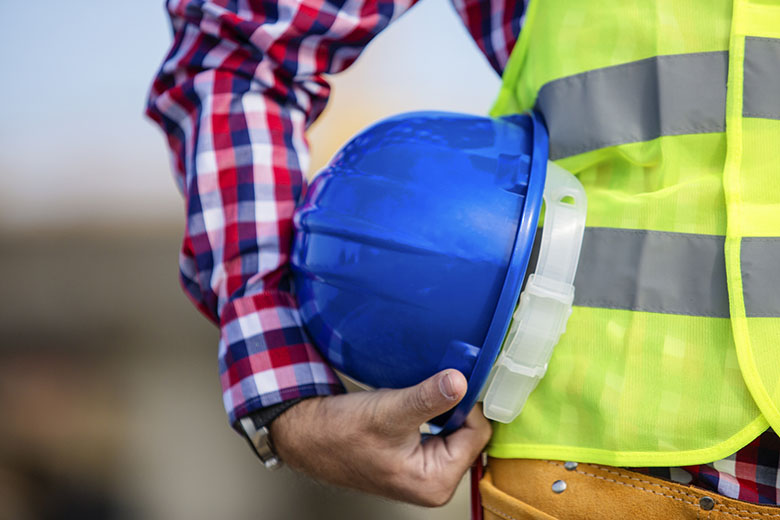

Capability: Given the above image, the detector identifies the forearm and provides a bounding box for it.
[146,0,419,425]
[146,2,342,424]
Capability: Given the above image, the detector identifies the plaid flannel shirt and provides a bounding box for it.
[146,0,779,505]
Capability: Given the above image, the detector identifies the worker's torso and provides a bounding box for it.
[489,0,780,465]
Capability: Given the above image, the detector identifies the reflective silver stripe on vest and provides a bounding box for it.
[572,229,730,317]
[528,229,780,318]
[744,37,780,120]
[536,52,729,160]
[741,238,780,318]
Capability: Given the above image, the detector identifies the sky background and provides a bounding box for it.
[0,0,501,230]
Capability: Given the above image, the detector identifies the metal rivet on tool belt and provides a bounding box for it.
[699,497,715,510]
[564,461,578,471]
[552,480,567,493]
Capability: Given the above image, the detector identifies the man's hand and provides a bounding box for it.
[270,369,491,507]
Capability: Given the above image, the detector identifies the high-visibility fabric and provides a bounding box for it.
[727,2,780,445]
[488,0,780,466]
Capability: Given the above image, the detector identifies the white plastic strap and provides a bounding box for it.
[482,161,587,423]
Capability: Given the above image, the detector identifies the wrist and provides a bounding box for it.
[269,396,328,468]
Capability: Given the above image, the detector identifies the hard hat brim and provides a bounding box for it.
[436,110,549,434]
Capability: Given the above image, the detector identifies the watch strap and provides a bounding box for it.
[249,398,303,429]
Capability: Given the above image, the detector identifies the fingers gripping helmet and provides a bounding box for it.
[292,112,586,432]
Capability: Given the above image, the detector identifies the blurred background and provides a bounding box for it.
[0,1,499,518]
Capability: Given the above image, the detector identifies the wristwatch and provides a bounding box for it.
[240,416,282,470]
[239,398,304,470]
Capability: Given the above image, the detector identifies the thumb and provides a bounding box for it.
[382,370,468,429]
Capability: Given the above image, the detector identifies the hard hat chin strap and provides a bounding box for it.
[482,162,588,423]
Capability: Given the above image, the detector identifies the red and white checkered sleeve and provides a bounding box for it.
[145,0,418,427]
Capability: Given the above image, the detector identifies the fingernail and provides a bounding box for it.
[440,371,457,400]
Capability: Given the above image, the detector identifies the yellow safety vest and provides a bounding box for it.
[489,0,780,466]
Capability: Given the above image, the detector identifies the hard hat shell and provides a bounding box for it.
[292,111,548,432]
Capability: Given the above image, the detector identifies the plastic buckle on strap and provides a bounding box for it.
[483,162,587,423]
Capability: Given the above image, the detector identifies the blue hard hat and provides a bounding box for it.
[292,111,548,432]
